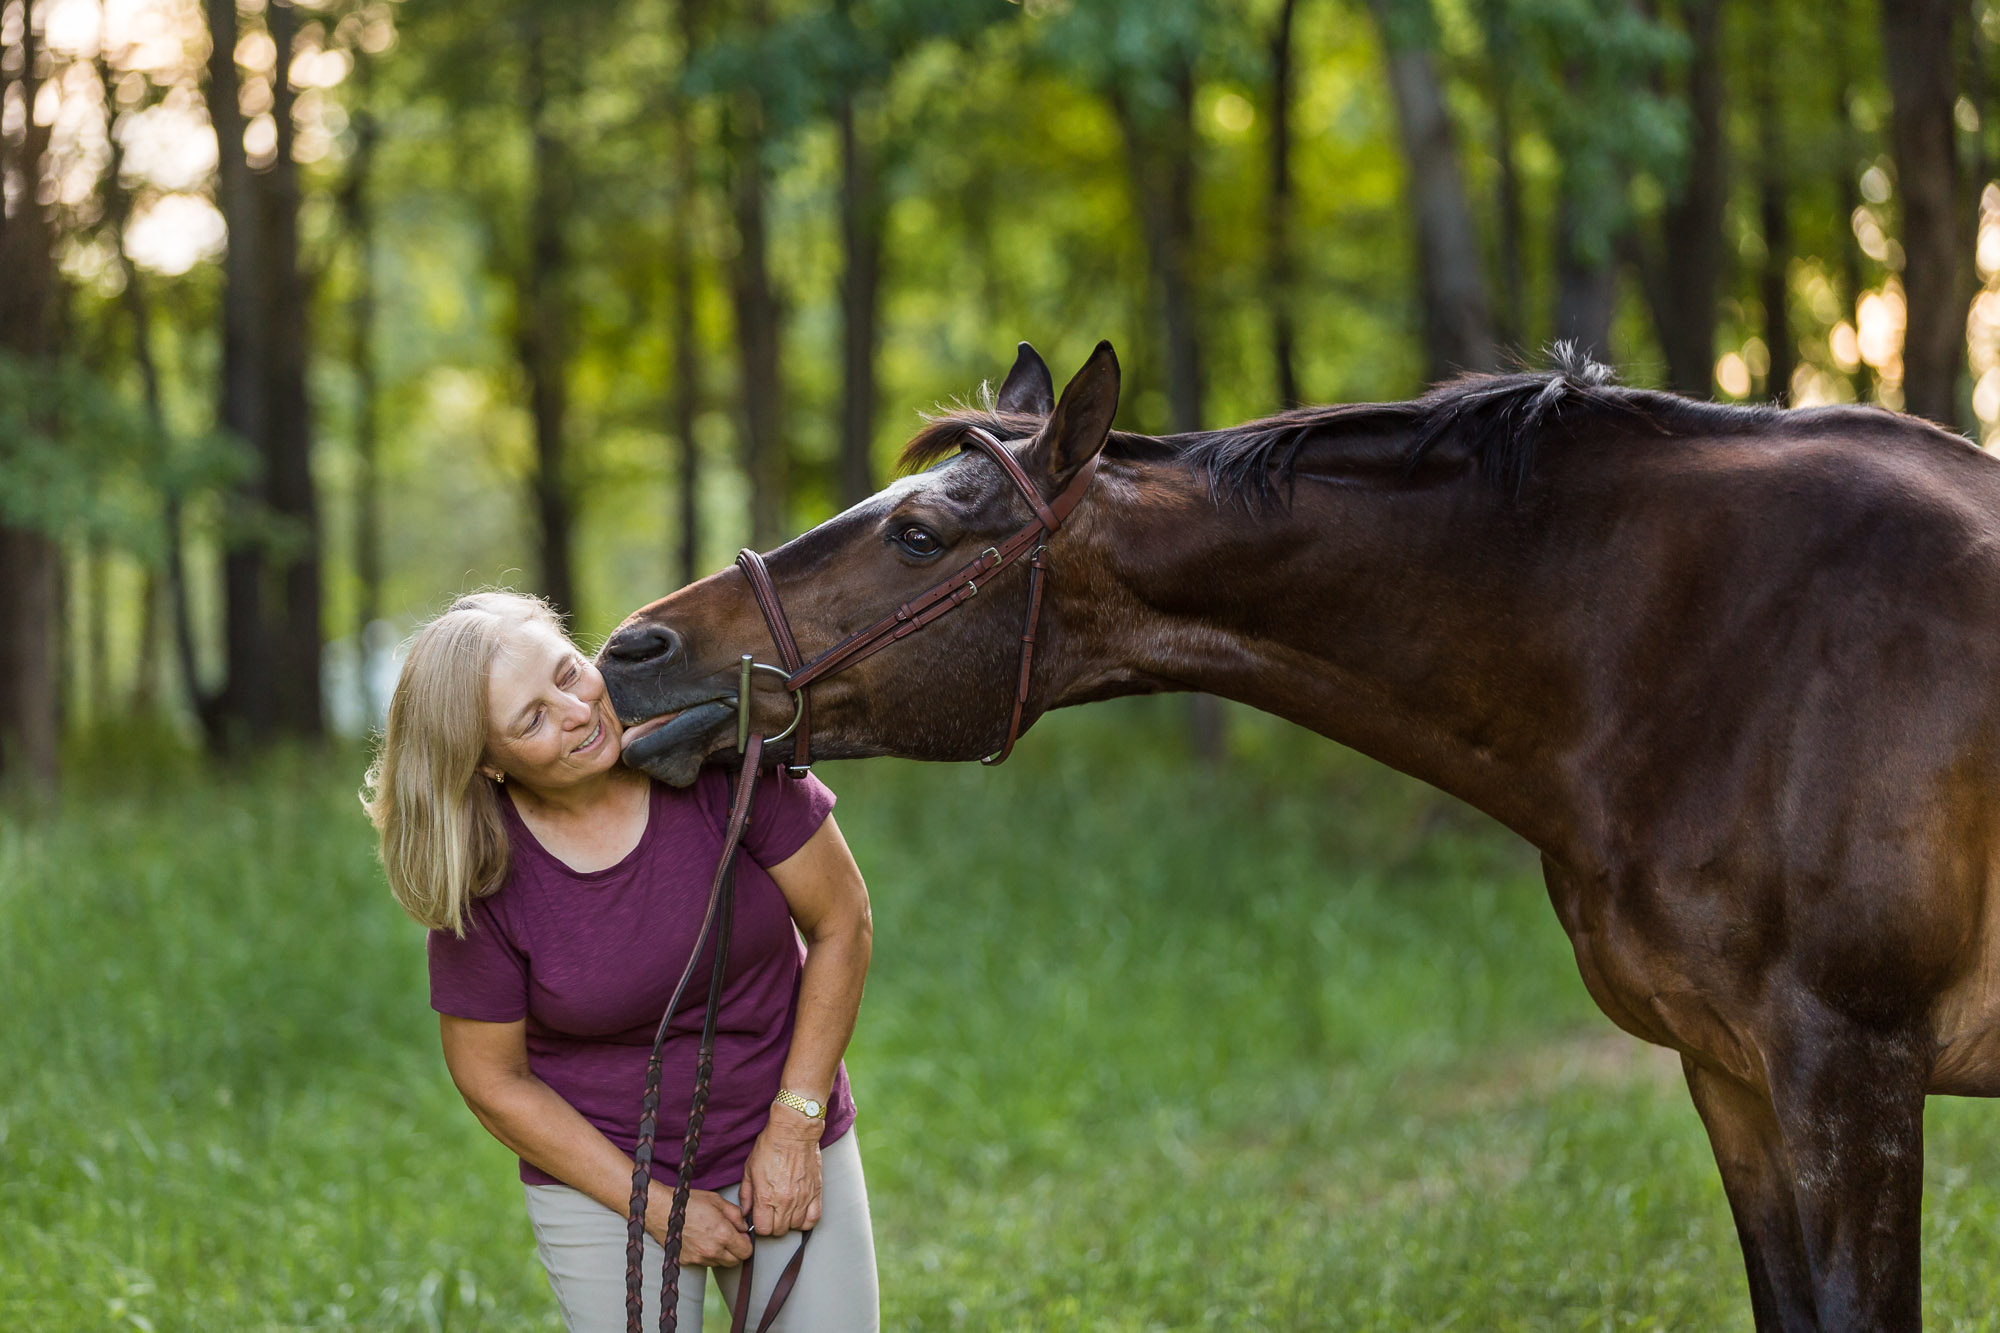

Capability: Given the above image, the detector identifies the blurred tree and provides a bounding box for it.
[1520,0,1680,364]
[0,0,62,786]
[724,0,788,547]
[1832,1,1876,401]
[1363,0,1499,379]
[1478,0,1528,350]
[1755,0,1796,404]
[206,0,276,744]
[263,0,323,737]
[1883,0,1964,424]
[669,0,705,584]
[1630,0,1725,397]
[204,0,324,744]
[1266,0,1303,406]
[93,54,186,719]
[516,3,577,616]
[340,42,383,720]
[834,0,883,508]
[1042,0,1228,761]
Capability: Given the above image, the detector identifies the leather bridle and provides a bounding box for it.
[623,427,1099,1333]
[734,426,1102,773]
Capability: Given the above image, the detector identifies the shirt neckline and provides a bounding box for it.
[500,780,658,884]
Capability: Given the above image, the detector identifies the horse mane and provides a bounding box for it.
[900,344,1789,505]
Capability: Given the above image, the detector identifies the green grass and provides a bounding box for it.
[6,701,2000,1329]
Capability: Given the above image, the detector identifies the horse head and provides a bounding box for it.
[600,341,1119,785]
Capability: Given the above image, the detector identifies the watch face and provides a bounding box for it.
[803,1099,823,1117]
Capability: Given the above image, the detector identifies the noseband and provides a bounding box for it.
[733,426,1101,772]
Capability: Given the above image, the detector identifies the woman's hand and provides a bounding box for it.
[738,1103,825,1236]
[646,1182,753,1268]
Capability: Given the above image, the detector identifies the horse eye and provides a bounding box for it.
[894,526,942,557]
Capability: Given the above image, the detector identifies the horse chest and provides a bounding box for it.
[1541,855,1770,1088]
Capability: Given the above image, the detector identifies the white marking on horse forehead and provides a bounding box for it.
[846,455,986,520]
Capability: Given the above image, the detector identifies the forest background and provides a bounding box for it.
[0,0,1984,756]
[7,1,2000,1329]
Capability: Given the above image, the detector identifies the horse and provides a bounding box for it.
[598,340,2000,1332]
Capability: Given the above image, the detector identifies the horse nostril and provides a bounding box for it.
[605,624,683,666]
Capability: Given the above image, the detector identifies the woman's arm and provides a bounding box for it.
[439,1013,753,1267]
[739,813,873,1236]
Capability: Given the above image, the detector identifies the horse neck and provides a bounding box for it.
[1051,455,1585,851]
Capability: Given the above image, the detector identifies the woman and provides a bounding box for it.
[363,591,877,1331]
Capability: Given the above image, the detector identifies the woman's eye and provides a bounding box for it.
[895,526,941,557]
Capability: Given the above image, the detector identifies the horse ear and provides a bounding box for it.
[995,342,1055,417]
[1025,341,1119,487]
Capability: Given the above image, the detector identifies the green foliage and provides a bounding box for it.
[1504,0,1687,264]
[0,351,249,564]
[9,709,2000,1327]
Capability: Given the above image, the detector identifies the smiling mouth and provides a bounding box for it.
[572,719,605,755]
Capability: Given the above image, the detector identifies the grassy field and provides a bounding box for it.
[6,701,2000,1330]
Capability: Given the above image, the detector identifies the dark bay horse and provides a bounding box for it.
[599,341,2000,1331]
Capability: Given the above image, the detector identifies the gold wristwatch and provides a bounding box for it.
[773,1088,826,1120]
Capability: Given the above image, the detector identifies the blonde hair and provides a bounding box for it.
[361,591,567,935]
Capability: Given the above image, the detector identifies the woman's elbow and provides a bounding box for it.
[814,895,873,962]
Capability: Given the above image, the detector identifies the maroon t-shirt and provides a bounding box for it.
[427,768,854,1190]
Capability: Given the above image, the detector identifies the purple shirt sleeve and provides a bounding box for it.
[428,896,530,1022]
[743,768,836,868]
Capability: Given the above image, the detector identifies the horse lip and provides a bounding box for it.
[619,700,734,776]
[616,693,726,748]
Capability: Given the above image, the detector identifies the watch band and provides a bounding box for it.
[773,1087,826,1120]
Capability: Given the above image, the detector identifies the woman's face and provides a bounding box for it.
[483,621,625,789]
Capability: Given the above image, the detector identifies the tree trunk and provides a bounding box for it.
[728,46,786,548]
[671,0,704,585]
[0,2,63,787]
[261,0,322,736]
[1648,0,1725,397]
[1116,63,1224,764]
[206,0,276,746]
[1480,0,1526,350]
[519,15,577,618]
[1553,199,1618,362]
[1363,0,1499,381]
[1834,1,1876,401]
[1267,0,1302,407]
[341,56,383,724]
[837,86,884,508]
[1756,5,1795,404]
[1116,65,1205,440]
[98,54,184,718]
[1883,0,1964,425]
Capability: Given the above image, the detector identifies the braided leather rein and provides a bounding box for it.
[623,731,809,1333]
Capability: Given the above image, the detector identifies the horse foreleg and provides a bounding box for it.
[1683,1056,1820,1332]
[1765,1017,1930,1333]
